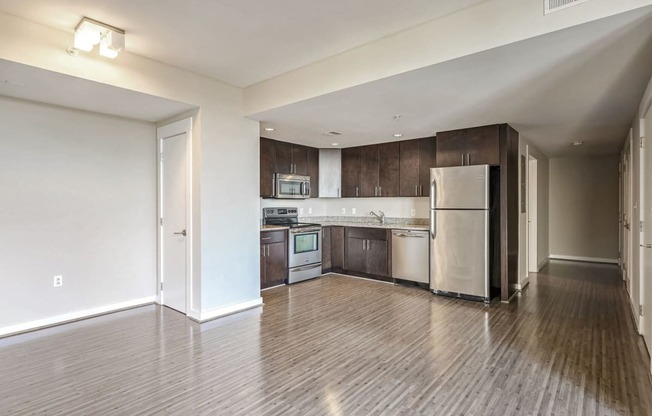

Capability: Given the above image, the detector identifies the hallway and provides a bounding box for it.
[0,261,650,415]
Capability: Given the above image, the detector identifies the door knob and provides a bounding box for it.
[174,229,187,236]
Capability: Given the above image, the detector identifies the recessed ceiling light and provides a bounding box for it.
[331,142,340,146]
[571,141,583,146]
[264,127,275,132]
[393,133,403,138]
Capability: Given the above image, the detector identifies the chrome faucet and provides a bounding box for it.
[370,210,385,225]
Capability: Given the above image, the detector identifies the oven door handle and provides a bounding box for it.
[292,264,322,272]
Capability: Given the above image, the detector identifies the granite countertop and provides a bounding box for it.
[260,216,429,232]
[301,216,429,231]
[261,224,289,231]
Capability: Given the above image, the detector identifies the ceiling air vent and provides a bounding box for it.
[544,0,591,14]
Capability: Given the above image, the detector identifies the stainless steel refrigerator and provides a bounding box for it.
[429,165,492,303]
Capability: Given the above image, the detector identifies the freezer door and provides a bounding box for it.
[430,165,489,209]
[430,209,489,299]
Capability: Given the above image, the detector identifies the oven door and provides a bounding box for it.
[289,229,321,268]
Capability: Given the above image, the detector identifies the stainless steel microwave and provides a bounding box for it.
[274,173,311,199]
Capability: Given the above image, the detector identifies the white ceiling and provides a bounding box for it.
[0,2,650,157]
[0,0,487,88]
[0,59,196,122]
[251,7,652,157]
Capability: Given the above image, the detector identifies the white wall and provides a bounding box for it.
[0,11,261,325]
[0,97,157,329]
[549,156,620,262]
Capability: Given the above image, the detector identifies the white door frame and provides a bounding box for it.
[527,153,538,272]
[157,118,193,315]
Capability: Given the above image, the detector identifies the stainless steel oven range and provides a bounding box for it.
[263,207,322,284]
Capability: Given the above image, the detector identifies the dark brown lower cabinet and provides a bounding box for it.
[322,226,332,271]
[331,226,345,271]
[260,230,287,289]
[344,227,389,278]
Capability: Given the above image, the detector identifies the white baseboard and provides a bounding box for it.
[537,257,550,271]
[198,297,263,322]
[515,276,530,291]
[0,296,157,338]
[549,254,619,264]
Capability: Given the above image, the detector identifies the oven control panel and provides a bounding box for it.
[264,207,298,219]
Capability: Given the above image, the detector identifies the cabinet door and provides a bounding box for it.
[399,139,420,197]
[321,226,332,271]
[307,147,319,198]
[260,243,267,288]
[341,147,361,197]
[292,144,309,175]
[266,241,287,287]
[331,226,345,270]
[260,138,276,197]
[360,145,379,197]
[465,125,500,166]
[345,237,367,273]
[418,137,436,196]
[435,132,467,167]
[378,142,399,197]
[365,239,388,276]
[275,141,293,174]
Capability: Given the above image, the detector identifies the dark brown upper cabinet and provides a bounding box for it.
[275,141,309,175]
[341,147,361,198]
[307,147,319,198]
[342,142,399,198]
[260,137,276,198]
[260,137,319,197]
[436,125,500,167]
[399,137,436,197]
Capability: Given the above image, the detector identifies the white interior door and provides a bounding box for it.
[161,133,187,313]
[642,107,652,352]
[528,156,538,272]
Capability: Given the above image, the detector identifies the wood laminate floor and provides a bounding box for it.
[1,261,651,415]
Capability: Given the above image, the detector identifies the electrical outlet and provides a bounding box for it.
[352,208,356,214]
[308,207,313,214]
[342,208,346,214]
[299,208,304,215]
[411,209,416,217]
[53,275,63,287]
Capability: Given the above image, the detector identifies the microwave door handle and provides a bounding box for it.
[304,181,311,197]
[299,182,305,196]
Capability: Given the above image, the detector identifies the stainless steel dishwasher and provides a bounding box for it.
[391,230,430,284]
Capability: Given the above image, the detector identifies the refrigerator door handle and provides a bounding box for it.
[429,179,436,210]
[430,210,436,240]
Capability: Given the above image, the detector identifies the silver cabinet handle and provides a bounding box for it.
[267,245,270,256]
[362,240,366,250]
[461,154,465,165]
[366,240,371,250]
[261,237,271,240]
[379,187,382,197]
[356,187,359,197]
[415,185,419,196]
[467,153,471,165]
[261,245,266,257]
[174,230,187,236]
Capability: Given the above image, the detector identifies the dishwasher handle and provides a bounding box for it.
[392,232,427,238]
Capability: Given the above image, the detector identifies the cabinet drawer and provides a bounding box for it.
[260,230,286,244]
[346,227,387,241]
